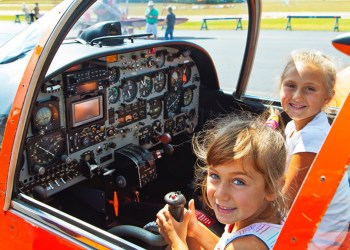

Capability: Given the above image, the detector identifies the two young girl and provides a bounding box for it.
[156,49,350,249]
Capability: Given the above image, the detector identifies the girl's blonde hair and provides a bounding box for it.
[193,110,287,222]
[280,49,337,100]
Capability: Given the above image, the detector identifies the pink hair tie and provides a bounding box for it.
[265,114,279,129]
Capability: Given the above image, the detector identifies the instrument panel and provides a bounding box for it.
[18,46,200,199]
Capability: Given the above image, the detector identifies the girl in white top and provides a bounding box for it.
[280,49,350,249]
[156,111,287,250]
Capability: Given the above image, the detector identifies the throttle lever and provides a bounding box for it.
[164,191,186,222]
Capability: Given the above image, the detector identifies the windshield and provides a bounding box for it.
[0,0,74,148]
[0,0,249,148]
[68,0,125,38]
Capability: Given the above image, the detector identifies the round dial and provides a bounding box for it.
[181,64,192,84]
[139,75,153,97]
[183,88,193,106]
[35,107,52,126]
[109,67,120,82]
[151,120,163,143]
[156,51,165,68]
[122,79,137,102]
[148,98,162,119]
[169,68,182,90]
[138,125,152,145]
[108,86,120,104]
[165,91,181,116]
[164,119,175,135]
[153,71,166,92]
[32,102,60,133]
[27,129,66,167]
[147,56,156,67]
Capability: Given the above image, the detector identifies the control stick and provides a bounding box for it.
[164,191,186,222]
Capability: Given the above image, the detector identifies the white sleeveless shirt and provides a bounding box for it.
[214,222,282,250]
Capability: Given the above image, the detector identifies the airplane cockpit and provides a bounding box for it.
[11,15,231,247]
[19,30,204,201]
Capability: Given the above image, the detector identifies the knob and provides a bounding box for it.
[61,154,72,164]
[164,191,186,222]
[34,165,45,175]
[116,175,127,188]
[160,133,172,144]
[96,146,103,154]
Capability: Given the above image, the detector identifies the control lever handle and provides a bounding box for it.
[161,133,174,155]
[151,133,174,159]
[164,191,186,222]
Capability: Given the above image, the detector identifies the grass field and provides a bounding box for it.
[1,0,350,31]
[176,18,350,31]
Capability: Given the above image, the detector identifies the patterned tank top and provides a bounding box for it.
[214,222,282,250]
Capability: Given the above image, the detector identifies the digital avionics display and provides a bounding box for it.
[76,81,98,95]
[72,96,103,127]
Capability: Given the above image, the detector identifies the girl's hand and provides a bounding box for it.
[156,204,191,247]
[185,199,200,238]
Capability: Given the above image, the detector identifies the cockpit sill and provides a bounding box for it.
[12,193,144,249]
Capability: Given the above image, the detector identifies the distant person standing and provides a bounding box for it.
[145,1,158,39]
[33,2,40,20]
[165,7,176,40]
[22,3,30,24]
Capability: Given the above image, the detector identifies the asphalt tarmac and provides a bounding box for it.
[1,21,349,99]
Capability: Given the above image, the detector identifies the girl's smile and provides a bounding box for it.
[206,158,276,230]
[280,62,333,130]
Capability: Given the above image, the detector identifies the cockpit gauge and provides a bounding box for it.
[27,129,66,168]
[155,51,165,68]
[108,86,120,104]
[122,79,137,102]
[153,71,166,92]
[151,120,163,143]
[165,91,181,117]
[32,100,60,134]
[35,107,52,126]
[164,118,175,135]
[109,67,120,83]
[146,56,156,67]
[148,98,162,119]
[183,88,194,106]
[181,64,192,84]
[139,75,153,97]
[169,68,182,90]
